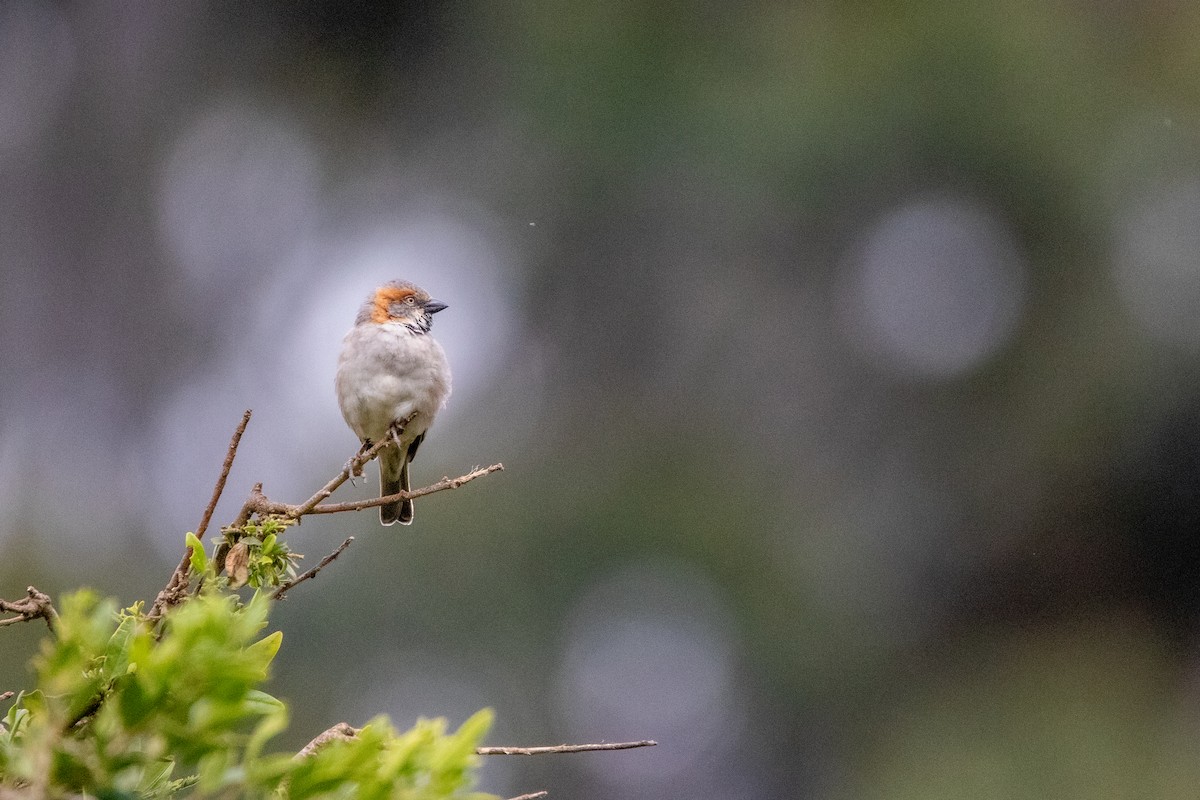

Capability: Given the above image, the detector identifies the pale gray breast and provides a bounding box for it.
[336,324,450,442]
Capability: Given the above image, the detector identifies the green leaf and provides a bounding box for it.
[455,709,494,748]
[50,747,94,791]
[6,578,494,799]
[244,689,285,716]
[245,631,283,674]
[117,672,155,729]
[136,758,176,794]
[1,691,39,742]
[185,532,207,574]
[195,748,234,793]
[243,699,288,766]
[103,612,139,681]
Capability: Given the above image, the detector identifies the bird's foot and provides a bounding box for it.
[344,441,371,482]
[389,411,419,444]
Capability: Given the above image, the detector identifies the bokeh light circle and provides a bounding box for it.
[841,195,1028,378]
[157,99,320,286]
[556,559,743,790]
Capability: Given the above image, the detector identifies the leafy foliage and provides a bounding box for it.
[0,540,494,799]
[215,516,302,589]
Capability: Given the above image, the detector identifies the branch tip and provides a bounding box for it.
[273,537,354,600]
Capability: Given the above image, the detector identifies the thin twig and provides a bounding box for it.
[477,740,657,756]
[197,409,252,541]
[148,410,252,621]
[0,691,13,703]
[0,586,57,633]
[296,722,359,758]
[273,537,354,601]
[506,792,549,800]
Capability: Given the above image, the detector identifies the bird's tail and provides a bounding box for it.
[397,457,414,524]
[379,448,412,526]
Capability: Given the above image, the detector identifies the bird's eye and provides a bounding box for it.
[405,296,417,305]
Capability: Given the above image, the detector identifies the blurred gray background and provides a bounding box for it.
[3,1,1200,797]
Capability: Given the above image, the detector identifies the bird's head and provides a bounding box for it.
[359,280,448,333]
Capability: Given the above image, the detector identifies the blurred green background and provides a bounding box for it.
[4,1,1200,797]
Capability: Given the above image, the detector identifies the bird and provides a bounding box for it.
[335,280,451,525]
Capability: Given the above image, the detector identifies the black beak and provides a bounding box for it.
[424,300,448,314]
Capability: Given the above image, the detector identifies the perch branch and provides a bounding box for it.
[273,537,354,601]
[288,434,398,519]
[506,793,549,800]
[0,586,57,632]
[240,464,503,519]
[152,409,500,618]
[477,740,658,755]
[303,464,503,515]
[284,410,419,520]
[149,410,252,621]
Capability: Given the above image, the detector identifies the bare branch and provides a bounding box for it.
[506,792,549,800]
[149,410,252,621]
[296,722,359,758]
[0,586,57,633]
[240,464,503,520]
[477,740,657,756]
[302,464,504,515]
[273,537,354,601]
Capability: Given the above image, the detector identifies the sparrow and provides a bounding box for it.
[335,280,451,525]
